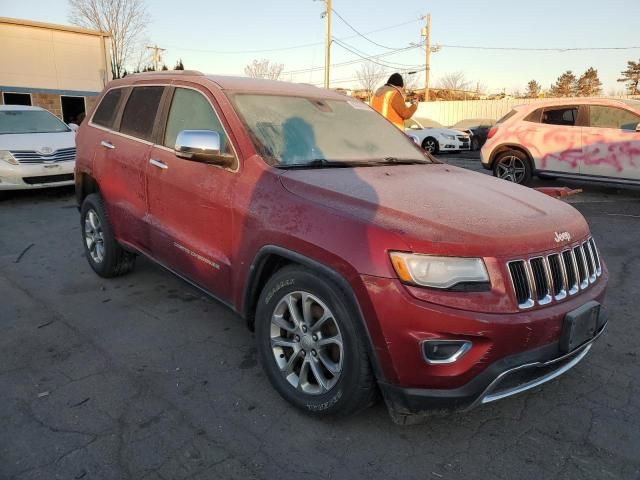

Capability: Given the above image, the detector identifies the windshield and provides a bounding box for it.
[230,94,431,166]
[0,110,71,135]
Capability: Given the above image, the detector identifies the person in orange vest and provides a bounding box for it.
[371,73,418,130]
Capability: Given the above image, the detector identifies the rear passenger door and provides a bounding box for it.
[527,105,584,175]
[91,85,165,250]
[581,105,640,181]
[146,85,238,301]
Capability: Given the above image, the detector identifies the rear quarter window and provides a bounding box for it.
[92,88,124,129]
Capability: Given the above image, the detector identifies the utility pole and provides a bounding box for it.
[421,14,431,101]
[146,44,166,71]
[324,0,332,89]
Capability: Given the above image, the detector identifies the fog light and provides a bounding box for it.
[422,340,472,364]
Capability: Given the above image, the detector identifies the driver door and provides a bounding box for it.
[146,85,239,300]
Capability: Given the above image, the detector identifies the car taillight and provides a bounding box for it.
[487,126,498,139]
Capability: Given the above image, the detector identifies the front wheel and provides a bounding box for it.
[422,137,439,154]
[255,266,375,417]
[492,150,533,185]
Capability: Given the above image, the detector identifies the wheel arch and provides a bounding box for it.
[488,143,536,171]
[75,171,100,208]
[242,245,386,381]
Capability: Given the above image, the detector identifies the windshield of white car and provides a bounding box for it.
[0,110,71,135]
[229,94,431,167]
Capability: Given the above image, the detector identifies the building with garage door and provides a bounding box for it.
[0,17,111,124]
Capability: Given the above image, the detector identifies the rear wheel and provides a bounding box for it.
[80,193,136,277]
[422,137,439,154]
[492,150,533,185]
[255,266,375,417]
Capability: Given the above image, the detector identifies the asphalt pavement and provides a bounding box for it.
[1,158,639,480]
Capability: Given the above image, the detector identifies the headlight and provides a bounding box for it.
[390,252,489,289]
[442,134,456,140]
[0,150,18,165]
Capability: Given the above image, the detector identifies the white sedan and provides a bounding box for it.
[0,105,76,190]
[405,118,471,154]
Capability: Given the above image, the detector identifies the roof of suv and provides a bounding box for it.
[107,71,345,100]
[515,97,640,111]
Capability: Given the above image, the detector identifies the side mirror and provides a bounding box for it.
[68,123,79,133]
[174,130,235,168]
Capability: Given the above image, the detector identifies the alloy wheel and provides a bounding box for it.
[424,139,436,153]
[270,291,343,395]
[496,155,527,183]
[84,209,105,264]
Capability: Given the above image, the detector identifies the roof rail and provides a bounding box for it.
[129,70,204,76]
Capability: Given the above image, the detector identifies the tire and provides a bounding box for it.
[492,149,533,185]
[255,265,375,417]
[80,193,136,278]
[422,137,439,154]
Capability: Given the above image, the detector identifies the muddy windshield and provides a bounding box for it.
[230,94,431,167]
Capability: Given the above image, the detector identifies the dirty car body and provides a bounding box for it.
[75,72,608,422]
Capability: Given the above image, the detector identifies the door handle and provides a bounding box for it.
[100,140,115,150]
[149,158,168,170]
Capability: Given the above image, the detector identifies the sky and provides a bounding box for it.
[2,0,639,94]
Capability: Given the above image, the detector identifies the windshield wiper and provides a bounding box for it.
[277,159,360,169]
[375,157,431,165]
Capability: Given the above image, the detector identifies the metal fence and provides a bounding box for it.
[414,96,640,127]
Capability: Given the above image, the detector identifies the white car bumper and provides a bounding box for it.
[439,136,471,152]
[0,161,75,190]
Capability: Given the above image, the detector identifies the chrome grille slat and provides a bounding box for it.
[508,237,601,309]
[10,148,76,165]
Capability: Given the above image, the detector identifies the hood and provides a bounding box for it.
[280,164,590,257]
[0,131,76,152]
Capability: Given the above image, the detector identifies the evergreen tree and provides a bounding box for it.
[525,80,542,98]
[174,59,185,70]
[618,59,640,95]
[576,68,603,97]
[549,71,577,97]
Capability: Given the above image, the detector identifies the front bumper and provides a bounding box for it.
[379,322,606,415]
[358,271,608,414]
[440,137,471,151]
[0,161,75,190]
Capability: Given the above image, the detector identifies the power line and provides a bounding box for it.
[333,39,424,68]
[282,43,421,75]
[330,8,406,51]
[333,39,423,70]
[160,19,419,55]
[436,44,640,52]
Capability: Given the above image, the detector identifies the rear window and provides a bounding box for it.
[542,107,578,126]
[92,88,124,128]
[119,86,165,141]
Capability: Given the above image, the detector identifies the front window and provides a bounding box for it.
[0,109,70,134]
[230,94,431,166]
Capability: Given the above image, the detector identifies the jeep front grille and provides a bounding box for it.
[507,238,602,309]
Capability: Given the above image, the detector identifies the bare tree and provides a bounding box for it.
[69,0,150,79]
[131,41,152,73]
[356,62,386,101]
[438,72,471,100]
[244,59,285,80]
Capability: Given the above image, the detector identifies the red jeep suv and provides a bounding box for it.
[75,71,608,423]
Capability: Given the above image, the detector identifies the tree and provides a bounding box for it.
[174,59,185,70]
[161,64,168,71]
[525,80,542,99]
[576,67,602,97]
[68,0,150,79]
[618,59,640,95]
[549,71,577,97]
[437,71,471,100]
[356,62,386,101]
[244,59,284,80]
